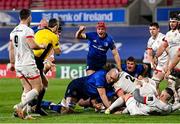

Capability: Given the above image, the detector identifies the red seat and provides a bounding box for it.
[51,0,57,6]
[76,0,82,5]
[11,0,17,9]
[102,0,108,5]
[57,0,63,5]
[121,0,128,6]
[63,5,70,9]
[82,0,88,6]
[69,0,75,6]
[88,0,95,5]
[108,0,115,5]
[76,4,83,9]
[94,0,101,5]
[63,0,70,6]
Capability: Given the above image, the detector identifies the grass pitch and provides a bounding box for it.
[0,78,180,123]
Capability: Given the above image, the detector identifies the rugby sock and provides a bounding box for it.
[21,92,26,103]
[36,88,45,111]
[41,101,52,109]
[109,97,124,111]
[50,104,62,113]
[19,89,39,108]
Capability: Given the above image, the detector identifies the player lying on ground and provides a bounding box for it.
[105,87,180,115]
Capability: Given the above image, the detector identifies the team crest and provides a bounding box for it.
[104,42,108,47]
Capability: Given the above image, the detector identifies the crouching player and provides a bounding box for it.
[58,68,119,113]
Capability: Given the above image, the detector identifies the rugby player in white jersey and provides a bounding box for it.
[104,72,180,115]
[146,22,168,92]
[118,87,180,115]
[104,71,158,113]
[153,14,180,103]
[9,9,46,119]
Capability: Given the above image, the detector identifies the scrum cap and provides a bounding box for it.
[169,13,179,21]
[96,21,106,29]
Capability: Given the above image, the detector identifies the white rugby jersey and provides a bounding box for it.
[10,24,36,67]
[139,78,158,97]
[147,32,168,65]
[113,71,136,94]
[146,96,172,114]
[164,29,180,69]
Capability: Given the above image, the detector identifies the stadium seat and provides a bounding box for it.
[88,0,95,5]
[94,0,102,5]
[0,0,130,10]
[63,0,70,6]
[121,0,128,6]
[51,0,57,6]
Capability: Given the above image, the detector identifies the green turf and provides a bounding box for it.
[0,78,180,123]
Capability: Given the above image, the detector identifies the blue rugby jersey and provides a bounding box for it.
[121,64,145,78]
[85,32,115,69]
[85,69,108,97]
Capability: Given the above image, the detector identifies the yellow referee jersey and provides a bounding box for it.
[33,28,60,60]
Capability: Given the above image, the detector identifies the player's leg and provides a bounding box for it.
[124,94,149,115]
[14,76,42,119]
[152,63,166,94]
[34,57,49,115]
[20,77,32,104]
[35,72,48,115]
[152,70,164,94]
[60,78,85,113]
[105,89,125,114]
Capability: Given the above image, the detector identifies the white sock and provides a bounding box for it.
[19,89,39,108]
[21,92,26,103]
[109,97,124,111]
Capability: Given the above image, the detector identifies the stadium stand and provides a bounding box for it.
[44,0,127,9]
[0,0,175,10]
[0,0,130,10]
[0,0,32,10]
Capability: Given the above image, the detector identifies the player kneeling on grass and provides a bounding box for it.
[58,68,119,114]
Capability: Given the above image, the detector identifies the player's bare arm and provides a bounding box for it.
[8,40,15,71]
[147,48,156,69]
[153,42,168,66]
[75,25,86,39]
[27,37,46,50]
[112,48,122,71]
[54,47,61,56]
[155,42,168,58]
[97,88,111,108]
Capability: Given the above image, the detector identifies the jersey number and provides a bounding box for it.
[125,75,135,82]
[14,35,18,47]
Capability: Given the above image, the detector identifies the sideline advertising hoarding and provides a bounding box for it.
[0,9,126,25]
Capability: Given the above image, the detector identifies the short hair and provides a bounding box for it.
[127,56,136,62]
[165,87,174,100]
[149,22,159,29]
[48,18,58,28]
[19,9,31,20]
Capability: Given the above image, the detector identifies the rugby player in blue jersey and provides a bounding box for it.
[75,22,121,75]
[59,68,119,113]
[122,56,148,79]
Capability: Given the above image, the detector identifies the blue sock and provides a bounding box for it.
[41,100,52,109]
[50,104,62,113]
